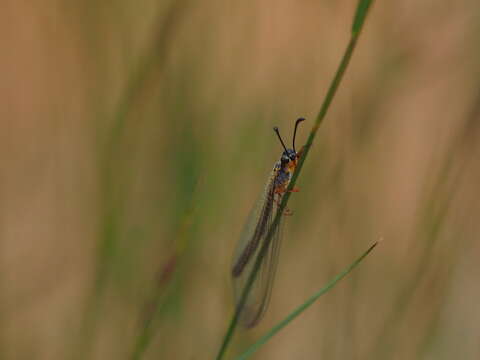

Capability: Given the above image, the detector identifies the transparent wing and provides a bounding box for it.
[231,178,275,278]
[231,173,285,328]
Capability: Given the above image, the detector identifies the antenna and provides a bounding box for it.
[292,117,305,152]
[273,126,288,153]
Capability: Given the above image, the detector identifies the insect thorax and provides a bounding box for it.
[273,162,292,189]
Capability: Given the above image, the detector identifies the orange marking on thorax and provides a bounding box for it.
[273,159,298,195]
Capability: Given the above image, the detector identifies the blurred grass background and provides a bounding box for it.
[1,1,480,359]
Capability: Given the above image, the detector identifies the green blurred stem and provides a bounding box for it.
[75,2,192,359]
[130,178,198,360]
[214,1,374,359]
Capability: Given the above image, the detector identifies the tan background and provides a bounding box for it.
[1,1,479,359]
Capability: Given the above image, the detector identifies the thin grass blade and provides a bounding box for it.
[214,1,376,358]
[352,0,374,35]
[235,242,378,360]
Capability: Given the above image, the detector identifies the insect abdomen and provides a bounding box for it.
[231,187,275,278]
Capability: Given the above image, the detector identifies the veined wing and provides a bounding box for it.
[231,169,284,328]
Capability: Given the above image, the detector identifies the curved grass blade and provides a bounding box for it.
[235,241,378,360]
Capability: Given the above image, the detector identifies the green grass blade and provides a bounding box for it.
[352,0,374,35]
[214,1,375,359]
[235,242,378,360]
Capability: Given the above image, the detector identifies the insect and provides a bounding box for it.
[231,117,305,328]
